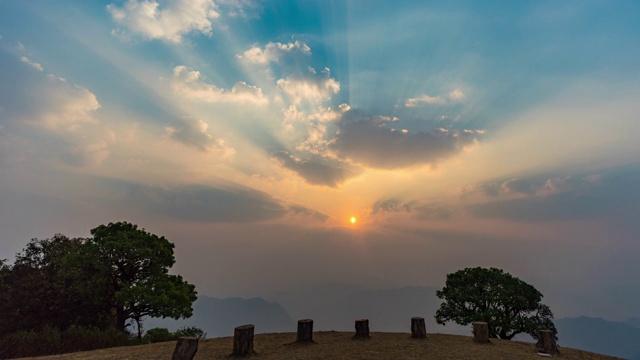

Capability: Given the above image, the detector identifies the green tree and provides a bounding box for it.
[434,267,556,340]
[85,222,197,339]
[0,235,110,336]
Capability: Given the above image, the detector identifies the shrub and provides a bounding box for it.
[175,326,207,340]
[0,325,134,359]
[143,327,176,343]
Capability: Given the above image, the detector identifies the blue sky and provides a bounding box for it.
[1,0,640,321]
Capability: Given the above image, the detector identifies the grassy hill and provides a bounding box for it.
[19,332,623,360]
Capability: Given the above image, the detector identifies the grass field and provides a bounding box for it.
[18,332,623,360]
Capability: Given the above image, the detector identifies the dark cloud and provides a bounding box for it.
[473,177,568,198]
[127,183,287,223]
[467,165,640,224]
[467,191,604,222]
[287,204,329,222]
[331,110,481,169]
[370,199,413,214]
[271,150,355,187]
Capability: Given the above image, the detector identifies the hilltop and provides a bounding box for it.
[20,332,622,360]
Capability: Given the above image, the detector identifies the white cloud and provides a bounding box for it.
[171,65,267,104]
[33,76,101,132]
[405,88,466,107]
[20,56,43,72]
[238,40,311,64]
[277,72,340,106]
[107,0,219,43]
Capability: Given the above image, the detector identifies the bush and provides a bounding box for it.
[0,325,61,358]
[143,327,176,343]
[175,326,207,340]
[0,325,134,359]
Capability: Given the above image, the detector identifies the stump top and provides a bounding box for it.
[411,317,425,320]
[235,324,255,330]
[472,321,488,325]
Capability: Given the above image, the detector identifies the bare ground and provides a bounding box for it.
[17,332,623,360]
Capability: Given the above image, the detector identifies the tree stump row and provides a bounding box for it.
[353,319,370,339]
[411,317,427,339]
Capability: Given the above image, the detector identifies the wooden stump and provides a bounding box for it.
[296,319,314,343]
[536,329,559,355]
[472,322,490,344]
[411,317,427,339]
[171,337,198,360]
[353,319,370,340]
[232,324,255,357]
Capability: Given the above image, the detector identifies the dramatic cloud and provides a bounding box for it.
[171,65,267,104]
[271,150,354,188]
[165,117,235,156]
[331,111,482,169]
[107,0,219,43]
[405,89,466,107]
[238,40,311,64]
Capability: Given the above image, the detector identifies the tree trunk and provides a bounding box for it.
[472,322,490,344]
[172,337,198,360]
[296,319,314,343]
[232,324,255,356]
[115,307,128,333]
[353,319,370,340]
[536,330,559,354]
[411,317,427,339]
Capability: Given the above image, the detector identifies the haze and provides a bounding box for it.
[1,0,639,322]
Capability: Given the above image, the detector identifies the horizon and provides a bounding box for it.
[1,0,640,323]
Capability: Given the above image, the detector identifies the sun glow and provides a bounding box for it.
[350,216,357,224]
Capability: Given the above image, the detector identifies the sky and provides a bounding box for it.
[1,0,640,321]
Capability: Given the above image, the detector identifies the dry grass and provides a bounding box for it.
[18,332,623,360]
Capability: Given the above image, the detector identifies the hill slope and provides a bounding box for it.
[23,332,623,360]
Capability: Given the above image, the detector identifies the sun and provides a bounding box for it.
[350,216,357,224]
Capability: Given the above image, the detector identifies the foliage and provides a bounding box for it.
[0,325,133,359]
[0,221,197,356]
[175,325,207,340]
[434,267,557,340]
[84,222,198,339]
[143,327,176,343]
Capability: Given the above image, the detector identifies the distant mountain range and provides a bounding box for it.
[146,287,640,359]
[144,295,295,338]
[556,316,640,359]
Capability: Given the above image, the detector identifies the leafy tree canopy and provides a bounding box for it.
[0,222,197,342]
[85,222,198,338]
[434,267,556,340]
